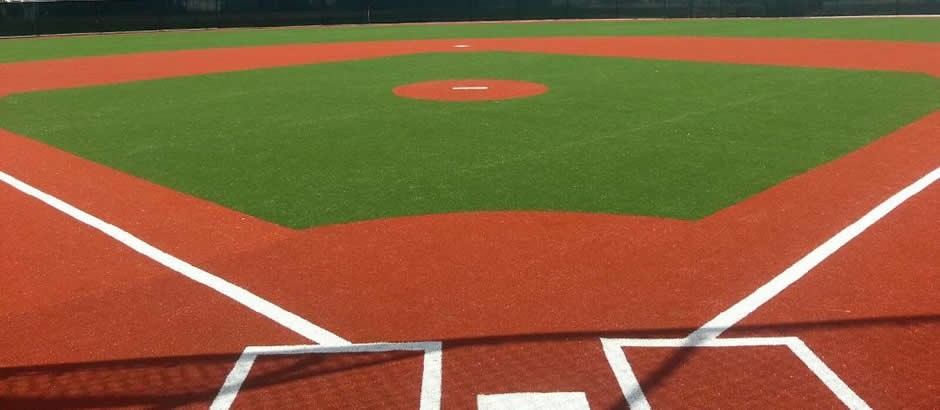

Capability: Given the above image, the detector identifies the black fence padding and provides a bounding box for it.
[1,0,938,37]
[0,3,33,36]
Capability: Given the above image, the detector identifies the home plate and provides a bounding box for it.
[452,86,489,91]
[478,392,591,410]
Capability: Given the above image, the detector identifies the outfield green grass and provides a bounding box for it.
[0,17,938,63]
[2,52,936,228]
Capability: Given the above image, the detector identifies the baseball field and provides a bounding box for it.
[1,17,938,409]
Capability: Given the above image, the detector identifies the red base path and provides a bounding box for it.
[2,36,940,96]
[1,36,938,409]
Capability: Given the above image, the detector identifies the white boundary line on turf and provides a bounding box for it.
[211,342,443,410]
[600,336,871,410]
[686,165,940,344]
[0,170,351,346]
[600,165,940,409]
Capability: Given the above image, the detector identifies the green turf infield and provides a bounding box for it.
[0,17,938,63]
[1,52,937,228]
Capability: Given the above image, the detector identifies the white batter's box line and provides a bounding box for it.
[211,341,443,410]
[600,336,872,410]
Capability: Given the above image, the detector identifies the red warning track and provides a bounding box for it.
[1,36,938,409]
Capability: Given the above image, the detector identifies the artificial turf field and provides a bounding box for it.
[1,17,939,409]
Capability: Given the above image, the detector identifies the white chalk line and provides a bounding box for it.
[601,336,872,410]
[212,350,257,410]
[6,155,935,408]
[688,165,940,343]
[0,170,351,346]
[603,165,939,409]
[602,340,652,410]
[452,86,489,91]
[211,342,443,410]
[0,169,448,409]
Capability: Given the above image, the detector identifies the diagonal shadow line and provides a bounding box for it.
[0,350,423,409]
[1,313,936,409]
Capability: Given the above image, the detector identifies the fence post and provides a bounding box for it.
[215,0,222,29]
[95,0,102,33]
[31,3,38,36]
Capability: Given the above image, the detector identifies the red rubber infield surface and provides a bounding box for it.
[1,36,938,409]
[393,79,549,101]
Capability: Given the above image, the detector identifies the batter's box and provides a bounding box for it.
[601,337,870,410]
[211,342,442,410]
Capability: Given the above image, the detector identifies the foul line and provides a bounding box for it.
[602,166,939,409]
[0,170,351,346]
[687,165,940,343]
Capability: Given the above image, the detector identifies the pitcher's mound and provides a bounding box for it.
[394,79,548,102]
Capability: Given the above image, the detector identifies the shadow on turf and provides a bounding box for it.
[0,314,936,409]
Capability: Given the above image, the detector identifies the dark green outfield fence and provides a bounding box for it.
[1,0,938,37]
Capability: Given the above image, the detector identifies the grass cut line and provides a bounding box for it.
[687,165,940,344]
[8,52,935,228]
[0,169,351,346]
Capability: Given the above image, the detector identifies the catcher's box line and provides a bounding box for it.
[0,169,350,346]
